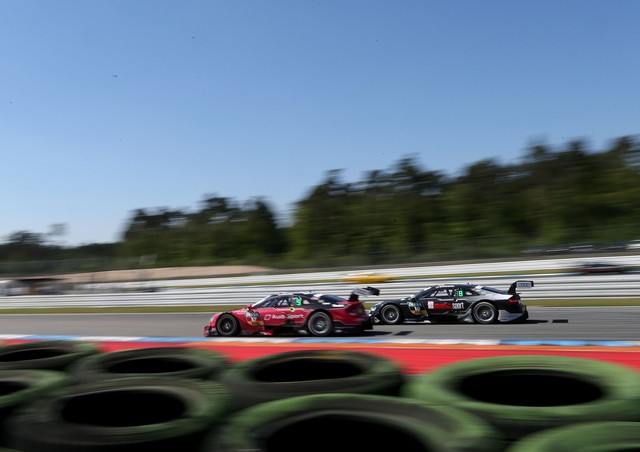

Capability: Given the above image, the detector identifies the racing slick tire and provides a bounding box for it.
[215,314,240,337]
[4,376,232,452]
[472,301,498,324]
[0,340,99,372]
[505,421,640,452]
[199,393,503,452]
[218,349,406,412]
[67,347,230,383]
[380,304,404,325]
[306,311,333,336]
[402,355,640,443]
[0,370,71,446]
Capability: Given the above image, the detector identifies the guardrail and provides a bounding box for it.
[1,271,639,308]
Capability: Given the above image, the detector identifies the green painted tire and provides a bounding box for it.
[67,346,229,382]
[0,340,99,372]
[0,369,71,446]
[4,376,232,451]
[402,355,640,442]
[201,393,503,451]
[505,421,640,451]
[218,349,406,412]
[0,370,71,414]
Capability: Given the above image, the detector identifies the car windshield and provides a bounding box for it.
[251,295,281,308]
[415,287,437,296]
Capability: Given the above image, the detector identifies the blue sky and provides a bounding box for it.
[2,1,639,246]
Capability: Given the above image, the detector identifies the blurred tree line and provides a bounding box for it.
[2,135,639,275]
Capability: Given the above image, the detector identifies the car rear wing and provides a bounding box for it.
[348,286,381,301]
[508,280,534,294]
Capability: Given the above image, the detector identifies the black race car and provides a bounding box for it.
[369,280,532,325]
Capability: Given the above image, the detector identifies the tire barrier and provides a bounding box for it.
[67,346,229,383]
[505,421,640,451]
[4,376,232,451]
[217,349,406,412]
[0,370,71,447]
[2,341,640,450]
[402,354,640,443]
[0,340,99,372]
[200,392,503,452]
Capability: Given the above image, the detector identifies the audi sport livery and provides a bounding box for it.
[369,280,532,325]
[203,287,379,337]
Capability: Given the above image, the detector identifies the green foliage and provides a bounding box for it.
[2,135,640,273]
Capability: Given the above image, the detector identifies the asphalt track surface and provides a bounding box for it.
[0,306,639,341]
[1,306,639,375]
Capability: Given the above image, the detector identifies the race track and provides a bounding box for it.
[2,257,639,375]
[0,306,638,342]
[1,306,639,376]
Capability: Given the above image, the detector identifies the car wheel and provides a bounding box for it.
[4,376,232,451]
[306,311,333,337]
[0,340,100,372]
[506,421,640,452]
[472,302,497,324]
[402,355,640,442]
[380,304,403,325]
[199,393,503,452]
[67,347,230,383]
[216,314,240,337]
[217,349,406,412]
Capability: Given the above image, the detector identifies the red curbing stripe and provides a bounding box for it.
[2,339,632,375]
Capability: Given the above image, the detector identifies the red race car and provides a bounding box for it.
[203,287,379,337]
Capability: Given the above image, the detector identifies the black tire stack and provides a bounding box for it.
[402,354,640,450]
[0,341,639,451]
[200,392,503,452]
[216,348,407,412]
[66,346,230,383]
[0,342,233,451]
[0,340,99,372]
[4,376,232,451]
